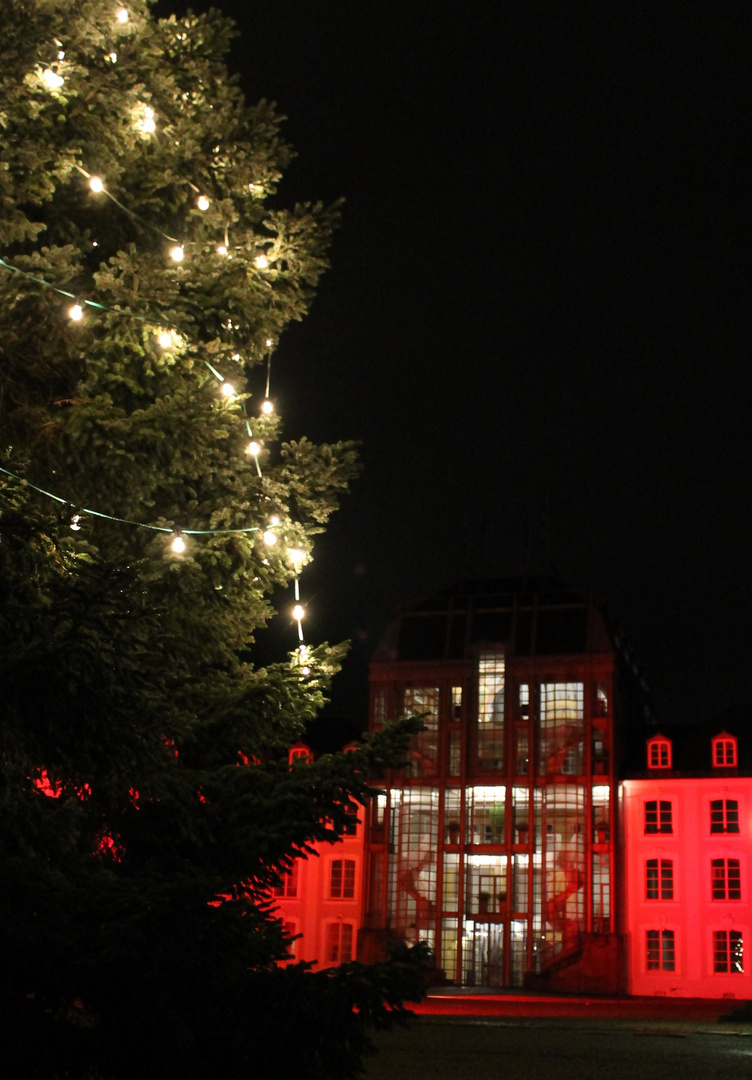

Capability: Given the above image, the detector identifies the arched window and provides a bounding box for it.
[647,735,672,770]
[712,733,737,768]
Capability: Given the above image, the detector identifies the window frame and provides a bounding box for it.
[647,735,672,770]
[646,928,676,972]
[713,929,744,973]
[710,799,740,835]
[644,800,673,835]
[329,857,357,900]
[646,858,674,901]
[325,920,355,964]
[711,858,741,901]
[712,734,738,768]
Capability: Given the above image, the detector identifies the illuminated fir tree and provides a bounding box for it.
[0,3,422,1077]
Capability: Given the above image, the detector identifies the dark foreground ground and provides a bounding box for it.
[364,994,752,1080]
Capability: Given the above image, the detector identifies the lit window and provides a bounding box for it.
[647,735,672,769]
[645,800,672,834]
[330,858,356,899]
[713,930,744,973]
[646,859,674,900]
[711,858,741,901]
[325,921,354,963]
[710,799,740,834]
[272,862,299,898]
[713,734,737,768]
[646,929,675,971]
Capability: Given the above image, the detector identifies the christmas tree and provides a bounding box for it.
[0,2,422,1077]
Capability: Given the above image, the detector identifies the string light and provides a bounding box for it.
[107,51,118,63]
[42,68,64,90]
[260,399,274,415]
[89,176,104,193]
[171,532,186,554]
[116,7,129,23]
[69,303,83,321]
[288,548,305,569]
[263,530,277,546]
[220,381,235,398]
[70,514,81,531]
[197,194,210,211]
[216,244,228,256]
[292,604,305,622]
[169,245,184,262]
[158,331,174,349]
[247,440,261,457]
[254,254,268,270]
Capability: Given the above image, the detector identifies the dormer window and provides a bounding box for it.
[647,735,672,770]
[712,733,737,768]
[288,743,313,766]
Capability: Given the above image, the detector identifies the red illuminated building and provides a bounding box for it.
[361,577,649,993]
[623,717,752,998]
[273,582,751,1001]
[271,744,367,970]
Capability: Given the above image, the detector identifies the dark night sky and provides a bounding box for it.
[155,0,752,729]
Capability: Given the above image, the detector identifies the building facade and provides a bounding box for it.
[271,744,367,970]
[623,724,752,999]
[362,578,649,993]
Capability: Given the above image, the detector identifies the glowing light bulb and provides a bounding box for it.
[301,665,311,676]
[288,548,305,567]
[197,194,210,211]
[158,331,173,349]
[261,398,274,415]
[42,69,64,90]
[69,303,83,321]
[292,604,305,622]
[263,530,277,547]
[217,244,228,256]
[254,254,269,270]
[170,245,184,263]
[144,105,154,118]
[269,515,280,526]
[247,440,261,456]
[265,338,273,347]
[220,381,235,398]
[116,7,129,23]
[171,533,186,554]
[107,51,118,63]
[70,514,81,531]
[89,176,104,193]
[58,50,65,60]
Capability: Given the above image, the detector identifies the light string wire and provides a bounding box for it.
[0,464,263,536]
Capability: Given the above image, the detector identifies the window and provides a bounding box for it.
[710,799,740,834]
[647,929,675,971]
[647,736,672,770]
[282,920,298,957]
[712,858,741,900]
[646,859,674,900]
[288,744,312,765]
[343,802,359,837]
[330,858,356,899]
[645,800,672,834]
[273,861,299,898]
[325,921,354,963]
[713,930,744,973]
[713,735,737,768]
